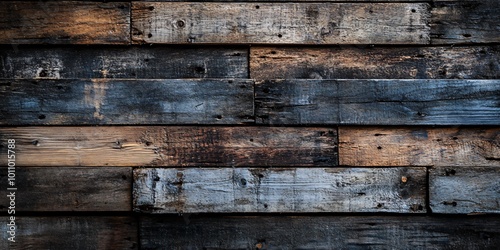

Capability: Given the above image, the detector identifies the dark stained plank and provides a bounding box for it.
[0,127,338,167]
[0,45,248,79]
[0,2,130,44]
[339,127,500,167]
[0,167,131,212]
[0,216,138,249]
[430,166,500,214]
[132,3,429,44]
[250,46,500,79]
[140,215,500,249]
[0,79,254,125]
[134,167,426,214]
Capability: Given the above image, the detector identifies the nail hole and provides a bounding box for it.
[270,51,277,54]
[240,178,247,186]
[153,176,160,182]
[38,114,46,120]
[411,9,416,13]
[255,5,260,9]
[195,66,205,74]
[452,136,459,140]
[32,140,39,145]
[277,34,282,38]
[377,203,383,208]
[57,85,63,90]
[38,69,47,77]
[144,58,149,62]
[445,169,456,176]
[122,175,127,180]
[258,174,264,178]
[177,20,185,28]
[148,6,154,11]
[417,112,426,117]
[216,115,223,120]
[263,204,268,208]
[462,34,471,38]
[147,33,153,38]
[377,146,382,150]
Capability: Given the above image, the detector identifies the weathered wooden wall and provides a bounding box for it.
[0,0,499,249]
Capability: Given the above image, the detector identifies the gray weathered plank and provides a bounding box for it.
[0,126,337,167]
[132,3,430,44]
[0,167,131,212]
[339,127,500,167]
[256,79,500,125]
[430,166,500,214]
[0,216,138,249]
[133,167,426,214]
[140,215,500,249]
[250,46,500,79]
[0,79,254,125]
[0,2,130,44]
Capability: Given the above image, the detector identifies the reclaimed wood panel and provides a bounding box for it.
[0,2,130,44]
[0,216,138,249]
[0,79,254,125]
[134,167,426,214]
[430,166,500,214]
[132,3,429,44]
[141,215,500,249]
[255,79,500,125]
[0,167,131,212]
[0,45,248,79]
[250,46,500,79]
[0,127,338,167]
[339,127,500,167]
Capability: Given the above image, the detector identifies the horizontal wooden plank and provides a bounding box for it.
[132,3,429,44]
[141,215,500,249]
[0,45,248,79]
[250,46,500,79]
[0,216,137,249]
[0,2,130,44]
[0,79,254,125]
[339,127,500,167]
[430,166,500,214]
[134,167,426,214]
[431,0,500,44]
[0,167,131,212]
[0,127,338,167]
[255,79,500,125]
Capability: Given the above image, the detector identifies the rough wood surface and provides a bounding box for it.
[132,3,429,44]
[0,79,254,125]
[250,46,500,79]
[0,127,338,167]
[339,127,500,167]
[430,166,500,214]
[255,79,500,125]
[0,216,138,249]
[140,215,500,249]
[0,45,248,79]
[134,167,426,214]
[0,2,130,44]
[0,167,131,212]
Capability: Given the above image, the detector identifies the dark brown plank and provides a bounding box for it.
[0,2,130,44]
[250,46,500,79]
[430,166,500,214]
[255,79,500,125]
[339,127,500,167]
[0,127,338,167]
[0,167,131,212]
[0,79,254,125]
[141,215,500,249]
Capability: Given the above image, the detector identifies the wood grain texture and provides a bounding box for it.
[140,215,500,249]
[430,166,500,214]
[339,127,500,167]
[0,167,131,212]
[255,79,500,125]
[132,3,430,44]
[0,2,130,44]
[0,45,248,79]
[0,79,254,125]
[250,46,500,79]
[134,167,426,214]
[0,216,138,249]
[0,127,338,167]
[431,0,500,44]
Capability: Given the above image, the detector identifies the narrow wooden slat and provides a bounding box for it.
[0,167,131,212]
[250,46,500,79]
[0,127,338,167]
[0,2,130,44]
[255,79,500,125]
[134,167,426,214]
[339,127,500,167]
[430,166,500,214]
[141,215,500,249]
[0,217,138,249]
[132,3,429,44]
[0,79,254,125]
